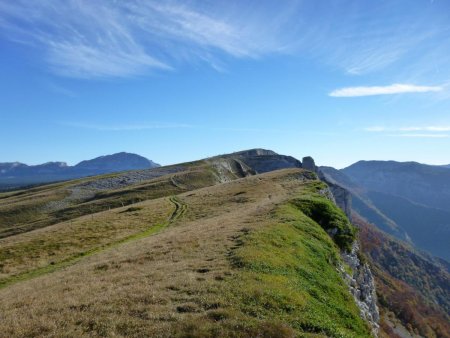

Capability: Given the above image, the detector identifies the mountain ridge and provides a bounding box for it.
[0,149,377,337]
[319,162,450,337]
[0,152,160,189]
[321,162,450,261]
[0,150,448,337]
[342,160,450,212]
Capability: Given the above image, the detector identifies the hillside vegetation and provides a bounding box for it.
[0,155,371,337]
[356,215,450,338]
[320,165,450,337]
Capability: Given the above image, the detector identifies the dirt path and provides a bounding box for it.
[0,196,187,290]
[168,196,187,222]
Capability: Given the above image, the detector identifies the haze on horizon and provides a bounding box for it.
[1,0,449,168]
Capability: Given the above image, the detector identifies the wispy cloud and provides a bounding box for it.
[330,84,442,97]
[1,1,449,80]
[0,1,170,78]
[0,1,300,78]
[301,1,450,77]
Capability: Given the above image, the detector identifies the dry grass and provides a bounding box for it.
[0,168,370,337]
[0,163,218,238]
[0,197,172,283]
[0,172,281,336]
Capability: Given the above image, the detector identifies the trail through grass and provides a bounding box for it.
[0,196,186,289]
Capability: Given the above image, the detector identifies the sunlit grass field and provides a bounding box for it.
[0,164,370,337]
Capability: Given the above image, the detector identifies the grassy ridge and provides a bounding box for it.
[228,203,368,337]
[174,188,369,337]
[0,169,371,337]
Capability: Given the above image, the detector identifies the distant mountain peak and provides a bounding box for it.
[74,152,159,171]
[0,152,160,189]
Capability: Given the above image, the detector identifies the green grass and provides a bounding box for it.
[174,198,371,338]
[228,203,369,337]
[291,196,357,252]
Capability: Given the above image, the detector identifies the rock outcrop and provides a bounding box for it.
[329,183,352,220]
[302,156,317,172]
[212,149,302,175]
[210,158,256,182]
[302,158,353,220]
[315,161,379,336]
[340,242,380,336]
[318,171,353,220]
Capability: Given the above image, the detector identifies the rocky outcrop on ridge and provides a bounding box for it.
[221,149,302,174]
[316,160,380,335]
[341,242,380,336]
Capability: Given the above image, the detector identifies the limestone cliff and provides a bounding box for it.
[341,242,380,336]
[306,157,380,336]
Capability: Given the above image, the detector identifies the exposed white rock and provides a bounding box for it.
[340,242,380,337]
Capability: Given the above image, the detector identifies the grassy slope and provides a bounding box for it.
[0,168,370,337]
[0,161,216,238]
[0,197,172,287]
[220,203,368,337]
[0,164,220,285]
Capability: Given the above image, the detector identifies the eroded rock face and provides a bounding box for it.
[210,158,255,182]
[302,156,317,172]
[317,168,353,221]
[341,242,380,336]
[320,180,379,336]
[212,149,302,175]
[304,158,354,219]
[327,182,352,221]
[240,155,301,174]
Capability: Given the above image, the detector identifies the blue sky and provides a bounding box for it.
[1,0,449,168]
